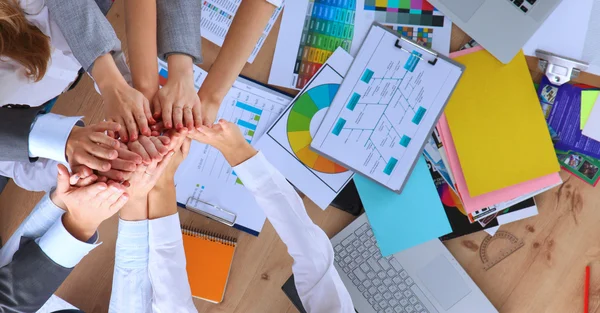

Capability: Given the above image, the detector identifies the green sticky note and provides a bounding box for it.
[581,90,599,129]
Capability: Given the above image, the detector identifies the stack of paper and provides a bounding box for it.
[429,46,562,230]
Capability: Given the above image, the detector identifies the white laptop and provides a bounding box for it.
[332,214,497,313]
[427,0,562,63]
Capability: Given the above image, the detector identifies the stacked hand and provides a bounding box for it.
[189,119,257,167]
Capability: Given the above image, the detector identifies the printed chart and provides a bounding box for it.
[311,26,463,191]
[200,0,283,63]
[258,50,355,209]
[293,0,356,89]
[363,0,444,27]
[390,26,433,48]
[287,84,347,173]
[161,59,292,234]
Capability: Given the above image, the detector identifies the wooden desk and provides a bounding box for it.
[1,2,600,312]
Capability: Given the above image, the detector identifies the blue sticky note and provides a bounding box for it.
[354,156,451,256]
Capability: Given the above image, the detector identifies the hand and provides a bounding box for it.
[188,119,257,167]
[152,54,201,130]
[127,135,171,164]
[96,146,143,182]
[51,164,129,241]
[66,122,122,173]
[126,131,188,199]
[161,129,191,181]
[103,81,153,142]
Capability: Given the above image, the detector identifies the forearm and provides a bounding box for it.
[125,0,159,100]
[92,54,128,95]
[0,107,42,161]
[148,178,177,220]
[197,0,276,106]
[47,0,121,72]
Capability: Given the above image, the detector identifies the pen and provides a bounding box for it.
[585,265,590,313]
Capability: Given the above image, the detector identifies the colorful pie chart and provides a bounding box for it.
[287,84,347,174]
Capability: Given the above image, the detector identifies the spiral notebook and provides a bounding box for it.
[182,226,237,303]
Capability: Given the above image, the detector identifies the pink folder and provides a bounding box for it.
[437,114,561,213]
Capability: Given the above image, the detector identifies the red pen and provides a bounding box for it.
[585,265,590,313]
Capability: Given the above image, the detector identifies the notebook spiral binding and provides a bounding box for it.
[181,225,237,247]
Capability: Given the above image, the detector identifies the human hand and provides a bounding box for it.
[103,81,154,142]
[127,135,171,164]
[188,119,256,167]
[66,122,122,173]
[95,146,143,182]
[152,54,201,130]
[126,130,188,199]
[51,164,129,241]
[161,129,191,182]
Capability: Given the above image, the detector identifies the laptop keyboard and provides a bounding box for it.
[334,222,431,313]
[508,0,537,13]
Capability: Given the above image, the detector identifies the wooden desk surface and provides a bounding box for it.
[2,2,600,312]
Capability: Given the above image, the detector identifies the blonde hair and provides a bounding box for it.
[0,0,50,82]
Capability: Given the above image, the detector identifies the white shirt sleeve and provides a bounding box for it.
[109,219,152,313]
[36,214,100,268]
[233,152,354,313]
[148,213,197,313]
[28,113,83,163]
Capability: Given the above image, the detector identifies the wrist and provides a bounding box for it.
[65,126,82,162]
[223,143,257,167]
[167,54,194,80]
[50,190,67,211]
[153,176,175,192]
[92,54,128,92]
[62,213,97,242]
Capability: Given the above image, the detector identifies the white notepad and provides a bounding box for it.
[311,24,464,192]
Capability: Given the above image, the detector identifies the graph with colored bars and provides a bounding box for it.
[364,0,444,27]
[294,0,356,89]
[394,26,433,48]
[200,0,235,41]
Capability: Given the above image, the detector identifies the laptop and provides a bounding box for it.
[427,0,562,64]
[331,214,497,313]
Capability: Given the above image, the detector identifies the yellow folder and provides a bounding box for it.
[444,48,559,197]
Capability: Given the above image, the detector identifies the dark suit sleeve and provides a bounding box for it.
[0,106,43,162]
[0,238,71,313]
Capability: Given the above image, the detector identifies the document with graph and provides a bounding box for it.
[311,25,464,192]
[158,59,293,235]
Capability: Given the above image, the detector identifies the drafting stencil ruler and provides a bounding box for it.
[479,231,524,271]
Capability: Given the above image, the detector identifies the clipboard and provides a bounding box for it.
[311,23,465,193]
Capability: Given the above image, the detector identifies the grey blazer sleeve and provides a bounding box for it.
[0,106,43,162]
[157,0,203,64]
[46,0,122,73]
[0,238,71,313]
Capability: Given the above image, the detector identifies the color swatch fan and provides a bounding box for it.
[257,48,355,209]
[288,84,347,173]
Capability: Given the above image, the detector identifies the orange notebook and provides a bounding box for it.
[182,226,237,303]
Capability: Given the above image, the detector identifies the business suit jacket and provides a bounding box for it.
[0,238,71,313]
[46,0,202,73]
[0,106,43,162]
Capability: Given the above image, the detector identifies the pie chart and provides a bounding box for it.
[287,84,347,174]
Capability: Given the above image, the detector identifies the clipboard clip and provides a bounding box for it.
[185,197,237,227]
[394,38,438,65]
[536,50,588,86]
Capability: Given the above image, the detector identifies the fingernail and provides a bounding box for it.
[98,184,107,190]
[166,123,171,128]
[74,175,80,180]
[123,194,129,200]
[169,151,175,157]
[110,185,119,191]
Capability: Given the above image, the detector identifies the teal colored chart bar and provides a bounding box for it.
[384,157,398,175]
[400,135,411,147]
[332,118,346,136]
[236,101,262,115]
[237,119,257,131]
[361,69,374,83]
[412,106,427,125]
[346,93,360,111]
